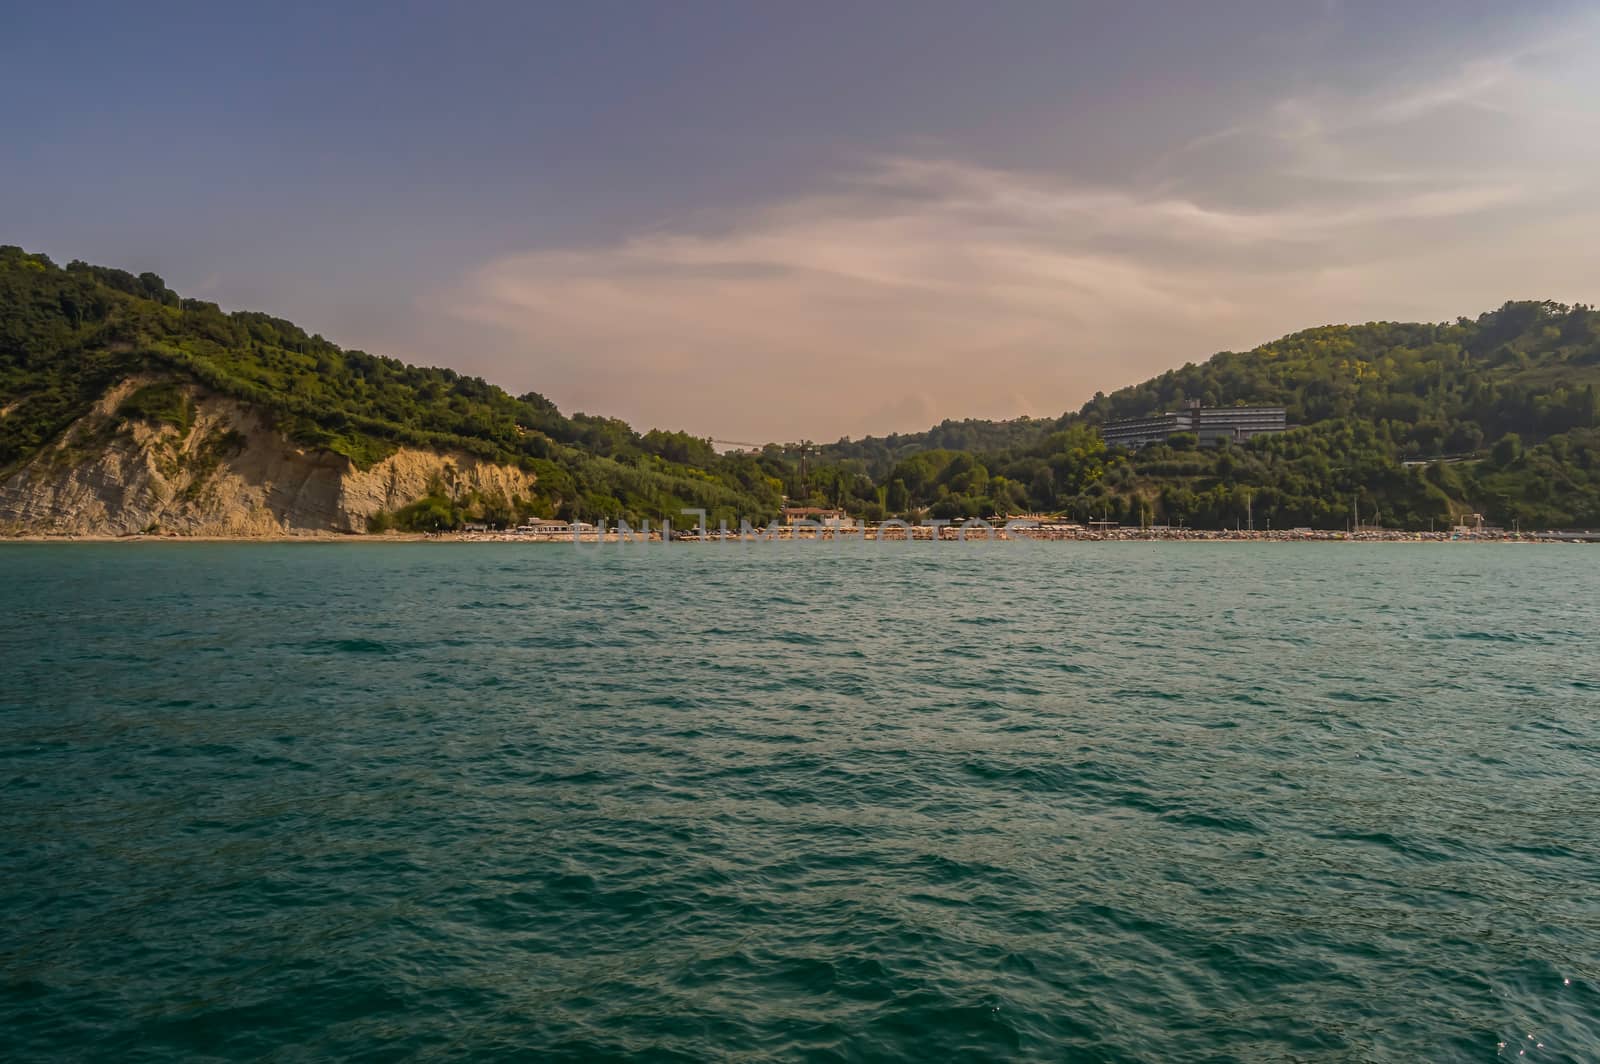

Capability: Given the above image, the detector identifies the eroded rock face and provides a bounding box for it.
[0,377,534,535]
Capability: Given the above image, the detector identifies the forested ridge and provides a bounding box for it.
[0,246,790,529]
[816,303,1600,530]
[4,244,1598,531]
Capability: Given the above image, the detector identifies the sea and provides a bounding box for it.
[2,541,1597,1062]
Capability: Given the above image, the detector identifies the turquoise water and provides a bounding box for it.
[2,542,1598,1061]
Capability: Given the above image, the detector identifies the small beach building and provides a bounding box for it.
[516,518,573,537]
[780,507,855,529]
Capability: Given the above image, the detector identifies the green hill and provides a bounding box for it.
[4,243,1598,533]
[806,305,1600,530]
[0,246,789,529]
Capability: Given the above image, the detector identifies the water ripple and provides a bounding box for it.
[1,541,1597,1061]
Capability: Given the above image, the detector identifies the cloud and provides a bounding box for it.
[451,26,1600,443]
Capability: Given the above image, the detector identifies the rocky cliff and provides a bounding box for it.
[0,376,535,536]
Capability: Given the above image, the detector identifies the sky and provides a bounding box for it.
[5,1,1599,442]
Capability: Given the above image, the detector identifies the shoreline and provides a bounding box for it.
[2,528,1593,545]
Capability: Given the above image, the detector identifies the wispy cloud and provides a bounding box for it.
[452,19,1600,442]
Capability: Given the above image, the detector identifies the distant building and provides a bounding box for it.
[1100,412,1187,449]
[516,518,572,536]
[1100,400,1286,448]
[781,506,855,528]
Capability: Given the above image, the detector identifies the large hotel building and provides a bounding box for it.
[1100,400,1287,448]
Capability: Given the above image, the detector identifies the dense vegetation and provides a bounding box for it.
[818,417,1055,480]
[0,246,790,527]
[4,244,1598,530]
[798,304,1600,530]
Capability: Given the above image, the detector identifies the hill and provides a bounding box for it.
[0,246,791,533]
[817,417,1055,479]
[3,243,1598,534]
[800,304,1600,530]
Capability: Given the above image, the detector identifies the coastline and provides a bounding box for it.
[3,527,1592,544]
[0,532,439,544]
